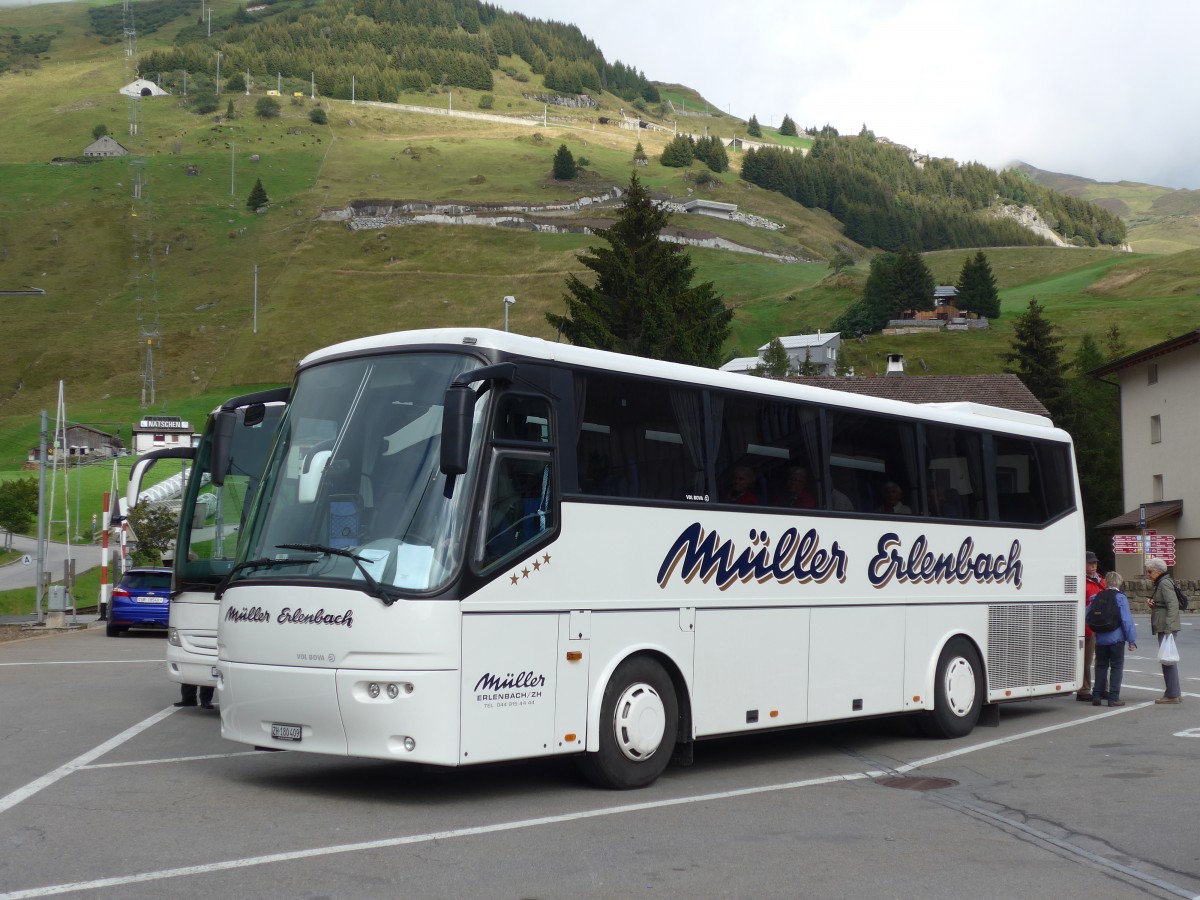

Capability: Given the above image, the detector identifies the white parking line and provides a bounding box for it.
[0,703,1164,900]
[83,751,262,770]
[0,707,178,816]
[0,660,163,667]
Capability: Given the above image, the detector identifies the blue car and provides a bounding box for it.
[107,567,173,637]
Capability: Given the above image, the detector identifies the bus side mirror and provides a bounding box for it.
[243,402,266,427]
[211,409,237,487]
[439,362,517,477]
[440,383,476,476]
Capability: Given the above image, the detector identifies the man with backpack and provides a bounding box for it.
[1087,571,1137,707]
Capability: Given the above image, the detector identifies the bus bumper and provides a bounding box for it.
[218,662,461,766]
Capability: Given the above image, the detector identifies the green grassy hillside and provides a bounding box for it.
[1,0,1198,473]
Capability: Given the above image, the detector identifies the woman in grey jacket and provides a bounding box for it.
[1146,557,1182,704]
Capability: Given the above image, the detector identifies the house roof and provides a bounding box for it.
[719,356,761,373]
[783,374,1050,417]
[1089,330,1200,377]
[83,135,128,154]
[1097,500,1183,531]
[934,285,959,297]
[759,332,840,353]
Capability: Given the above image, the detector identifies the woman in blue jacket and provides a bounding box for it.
[1092,571,1137,707]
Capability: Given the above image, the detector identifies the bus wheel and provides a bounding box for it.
[920,637,983,739]
[578,657,678,790]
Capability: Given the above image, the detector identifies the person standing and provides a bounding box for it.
[1146,557,1183,704]
[1090,571,1137,707]
[175,683,214,710]
[1079,551,1103,701]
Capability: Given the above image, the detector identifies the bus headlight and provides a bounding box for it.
[386,683,399,699]
[403,736,416,752]
[167,627,181,647]
[367,682,380,699]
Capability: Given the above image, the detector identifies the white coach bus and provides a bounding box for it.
[128,389,288,693]
[216,328,1083,789]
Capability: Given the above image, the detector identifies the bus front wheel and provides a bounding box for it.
[920,637,983,739]
[578,656,678,790]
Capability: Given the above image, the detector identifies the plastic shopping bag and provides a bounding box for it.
[1158,633,1180,666]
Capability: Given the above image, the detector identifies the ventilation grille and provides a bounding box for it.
[1063,575,1078,595]
[988,602,1077,691]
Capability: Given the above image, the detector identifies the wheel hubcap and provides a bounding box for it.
[944,656,977,717]
[613,682,666,761]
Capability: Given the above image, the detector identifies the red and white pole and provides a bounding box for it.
[98,491,111,620]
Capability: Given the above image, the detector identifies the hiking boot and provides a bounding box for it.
[1154,697,1182,705]
[1108,700,1126,707]
[1076,692,1093,701]
[173,700,198,708]
[1092,698,1103,706]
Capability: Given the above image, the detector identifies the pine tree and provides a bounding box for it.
[1005,298,1070,423]
[1067,334,1122,561]
[892,247,934,316]
[246,177,269,211]
[755,338,791,377]
[545,172,732,367]
[747,114,762,138]
[552,143,577,180]
[956,250,1000,318]
[778,114,797,136]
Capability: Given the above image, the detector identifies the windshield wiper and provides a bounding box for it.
[276,543,399,606]
[214,556,314,600]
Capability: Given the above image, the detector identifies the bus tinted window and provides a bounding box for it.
[994,436,1075,524]
[924,425,987,521]
[715,395,822,508]
[576,375,706,502]
[827,411,919,515]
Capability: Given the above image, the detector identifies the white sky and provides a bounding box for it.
[497,0,1200,190]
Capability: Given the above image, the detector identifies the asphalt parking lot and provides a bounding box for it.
[1,617,1198,900]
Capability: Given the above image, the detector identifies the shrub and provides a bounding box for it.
[308,106,327,125]
[255,97,281,119]
[478,93,494,109]
[191,92,218,115]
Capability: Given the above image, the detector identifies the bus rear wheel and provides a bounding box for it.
[920,637,983,739]
[578,657,678,790]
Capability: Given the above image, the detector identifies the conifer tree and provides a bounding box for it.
[246,177,269,211]
[747,114,762,138]
[778,114,797,136]
[1005,298,1070,423]
[956,250,1000,318]
[1067,333,1121,557]
[755,338,792,377]
[546,173,732,367]
[552,143,577,180]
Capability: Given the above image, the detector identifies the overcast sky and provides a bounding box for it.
[498,0,1200,190]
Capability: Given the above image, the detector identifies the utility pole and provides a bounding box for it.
[215,50,221,94]
[231,141,236,196]
[253,263,258,333]
[35,410,47,625]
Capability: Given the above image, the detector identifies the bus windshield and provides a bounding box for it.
[176,401,286,590]
[234,352,483,596]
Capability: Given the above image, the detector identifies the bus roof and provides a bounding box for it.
[298,328,1066,443]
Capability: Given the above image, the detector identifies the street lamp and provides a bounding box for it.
[503,295,516,332]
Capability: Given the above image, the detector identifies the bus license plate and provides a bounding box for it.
[271,723,302,742]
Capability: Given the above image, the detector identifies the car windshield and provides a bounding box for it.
[233,351,484,595]
[123,572,172,591]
